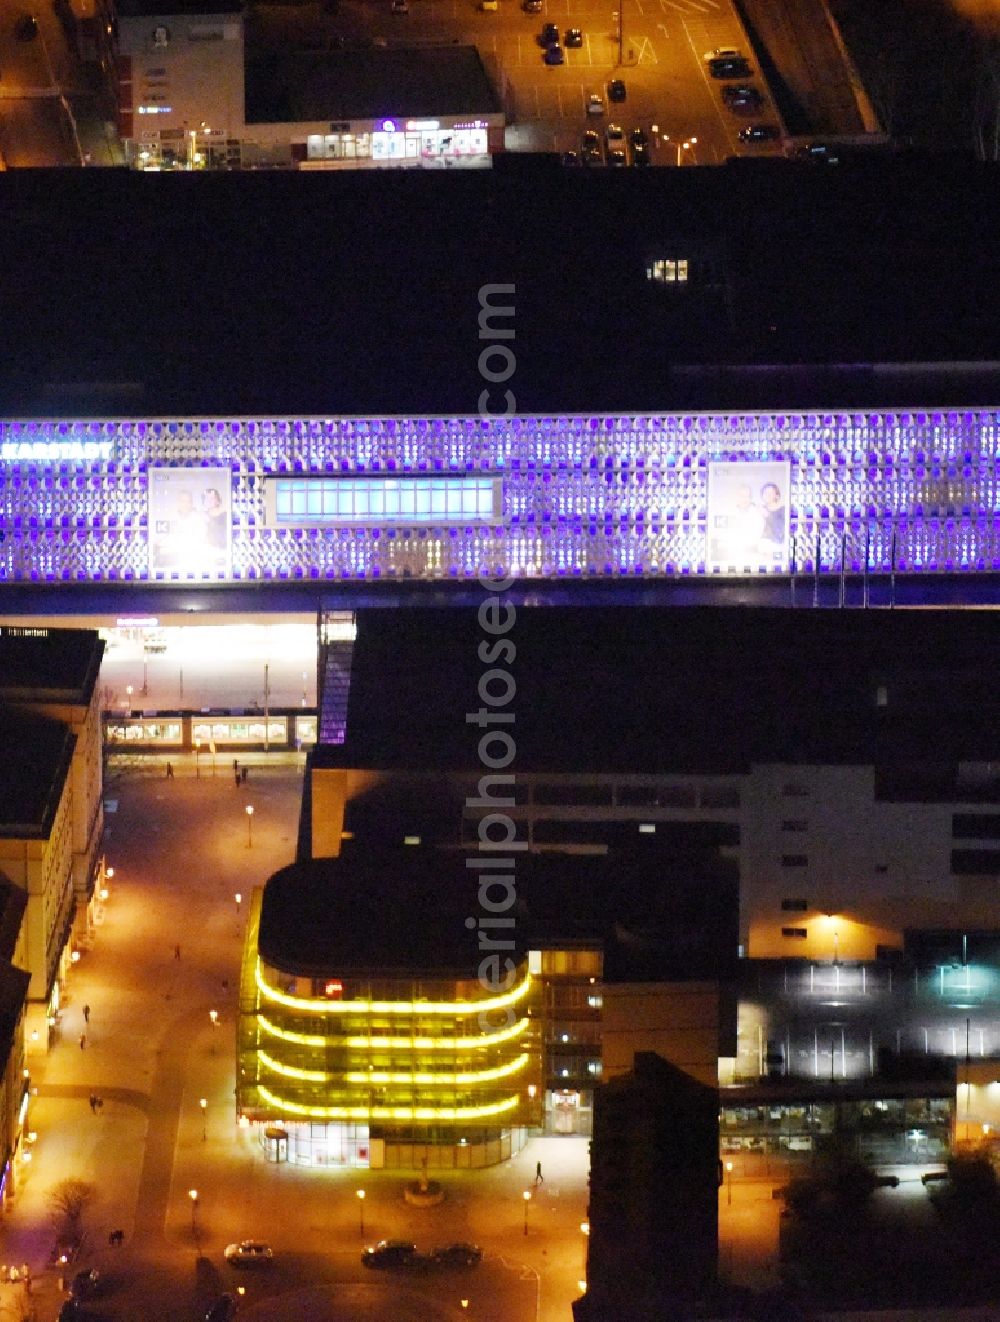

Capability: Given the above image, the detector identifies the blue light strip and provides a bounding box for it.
[1,408,1000,582]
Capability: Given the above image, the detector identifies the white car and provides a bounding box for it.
[224,1241,273,1265]
[703,45,741,61]
[586,93,604,116]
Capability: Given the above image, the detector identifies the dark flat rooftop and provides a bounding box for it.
[245,46,501,124]
[0,626,104,705]
[1,162,999,415]
[258,843,736,979]
[315,605,1000,774]
[115,0,243,15]
[0,709,76,837]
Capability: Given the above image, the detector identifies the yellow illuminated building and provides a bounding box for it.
[237,856,542,1170]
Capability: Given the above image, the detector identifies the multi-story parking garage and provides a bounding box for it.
[4,407,1000,585]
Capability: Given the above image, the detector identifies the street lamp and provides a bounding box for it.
[725,1160,733,1206]
[235,892,242,914]
[200,1097,207,1142]
[126,684,133,715]
[245,804,254,848]
[188,1188,199,1239]
[357,1188,366,1235]
[663,134,697,167]
[15,13,86,164]
[209,1008,219,1053]
[523,1189,532,1236]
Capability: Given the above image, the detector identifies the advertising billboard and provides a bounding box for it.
[707,461,791,572]
[149,468,231,576]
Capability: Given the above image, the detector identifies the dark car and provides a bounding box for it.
[543,42,564,63]
[630,129,650,165]
[432,1242,483,1267]
[721,84,763,113]
[607,149,626,167]
[738,123,780,143]
[362,1240,420,1269]
[205,1296,238,1322]
[708,55,751,79]
[69,1269,101,1300]
[607,78,626,102]
[540,21,559,44]
[581,130,601,164]
[522,0,542,10]
[564,26,582,46]
[561,150,581,165]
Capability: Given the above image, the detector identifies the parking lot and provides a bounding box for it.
[250,0,786,163]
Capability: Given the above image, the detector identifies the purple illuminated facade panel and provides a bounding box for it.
[1,409,1000,582]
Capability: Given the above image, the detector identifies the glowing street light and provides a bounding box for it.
[199,1097,207,1141]
[245,804,254,848]
[188,1188,199,1237]
[235,892,242,914]
[725,1160,733,1205]
[523,1189,532,1235]
[357,1188,366,1235]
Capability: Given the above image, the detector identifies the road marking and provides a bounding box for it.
[634,35,657,63]
[585,32,594,63]
[633,0,644,12]
[656,20,669,37]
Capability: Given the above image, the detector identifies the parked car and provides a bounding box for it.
[479,0,499,10]
[581,130,602,164]
[586,92,605,115]
[607,149,626,166]
[224,1240,273,1265]
[69,1268,101,1299]
[630,127,650,165]
[564,26,582,46]
[522,0,542,9]
[721,84,763,113]
[703,44,741,61]
[362,1239,421,1269]
[738,123,780,143]
[432,1242,483,1267]
[205,1296,239,1322]
[561,150,580,165]
[607,78,626,102]
[543,42,564,63]
[540,21,559,43]
[604,123,625,152]
[708,55,751,79]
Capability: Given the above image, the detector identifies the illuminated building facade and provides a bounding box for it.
[6,407,1000,583]
[237,855,542,1169]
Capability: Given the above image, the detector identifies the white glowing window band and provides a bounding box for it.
[256,1083,520,1121]
[271,476,499,524]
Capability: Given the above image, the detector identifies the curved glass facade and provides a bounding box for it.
[4,408,1000,581]
[238,894,542,1165]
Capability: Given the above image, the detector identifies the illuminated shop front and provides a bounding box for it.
[300,118,494,170]
[6,409,1000,584]
[237,861,542,1170]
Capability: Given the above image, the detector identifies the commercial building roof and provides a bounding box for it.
[245,46,501,124]
[0,709,76,838]
[0,626,104,705]
[316,605,1000,775]
[0,161,999,416]
[258,842,737,980]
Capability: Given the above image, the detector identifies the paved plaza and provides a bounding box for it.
[0,759,590,1322]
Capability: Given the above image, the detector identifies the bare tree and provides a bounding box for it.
[47,1178,96,1243]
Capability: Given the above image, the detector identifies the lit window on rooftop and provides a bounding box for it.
[638,822,656,834]
[646,258,688,284]
[403,834,421,846]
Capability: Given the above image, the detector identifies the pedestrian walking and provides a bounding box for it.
[234,770,241,789]
[79,1033,86,1050]
[241,765,249,784]
[233,758,239,774]
[83,1003,90,1025]
[165,761,174,780]
[174,943,181,960]
[96,1096,104,1111]
[535,1160,543,1184]
[89,1094,96,1113]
